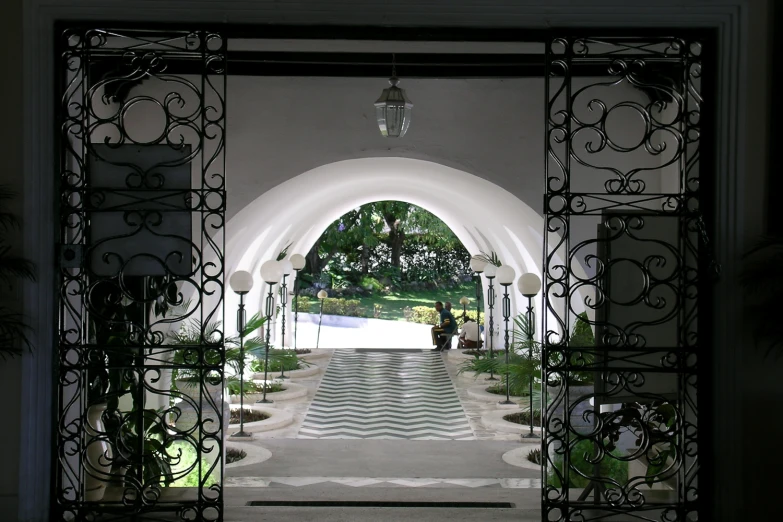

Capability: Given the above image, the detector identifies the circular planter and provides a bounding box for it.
[481,408,544,434]
[230,382,308,403]
[225,442,273,469]
[298,350,331,362]
[226,405,293,433]
[501,444,543,471]
[467,385,524,408]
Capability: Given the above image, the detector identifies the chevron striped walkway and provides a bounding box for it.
[298,349,475,440]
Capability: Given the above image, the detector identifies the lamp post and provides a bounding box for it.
[497,264,516,405]
[459,296,469,322]
[229,270,254,438]
[519,273,542,438]
[484,263,498,381]
[257,260,282,404]
[290,254,306,351]
[469,256,487,345]
[278,259,293,379]
[316,289,328,349]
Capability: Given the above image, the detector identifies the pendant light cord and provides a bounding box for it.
[392,53,397,78]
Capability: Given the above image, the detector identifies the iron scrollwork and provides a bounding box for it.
[57,28,227,521]
[543,36,704,521]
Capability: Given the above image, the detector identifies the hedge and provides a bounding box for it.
[321,298,364,317]
[408,306,484,325]
[294,296,312,313]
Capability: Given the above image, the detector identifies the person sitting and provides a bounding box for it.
[458,318,483,349]
[430,301,457,352]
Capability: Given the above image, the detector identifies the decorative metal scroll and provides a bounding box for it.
[543,36,704,521]
[57,28,227,521]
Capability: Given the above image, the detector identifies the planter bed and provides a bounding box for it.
[234,382,308,403]
[481,408,544,435]
[467,385,524,407]
[298,350,331,362]
[226,404,293,433]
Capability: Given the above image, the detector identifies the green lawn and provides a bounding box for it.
[354,282,483,321]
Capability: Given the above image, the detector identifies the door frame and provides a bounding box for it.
[22,2,752,521]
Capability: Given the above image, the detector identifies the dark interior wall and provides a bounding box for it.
[769,2,781,235]
[0,0,24,514]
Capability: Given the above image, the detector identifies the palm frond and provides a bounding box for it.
[277,243,293,261]
[0,211,20,231]
[0,308,32,359]
[475,250,502,267]
[0,249,36,283]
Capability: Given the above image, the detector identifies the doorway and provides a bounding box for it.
[52,25,712,521]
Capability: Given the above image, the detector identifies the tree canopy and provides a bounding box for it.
[304,201,470,284]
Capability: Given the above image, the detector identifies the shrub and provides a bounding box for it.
[359,275,384,292]
[409,306,484,325]
[226,448,247,464]
[170,441,216,488]
[547,438,628,489]
[409,306,439,324]
[321,298,364,317]
[295,296,312,313]
[527,448,542,465]
[250,351,300,372]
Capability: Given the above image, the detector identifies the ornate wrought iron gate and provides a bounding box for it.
[57,28,227,521]
[543,35,707,521]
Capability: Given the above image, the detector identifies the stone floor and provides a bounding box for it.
[298,349,474,440]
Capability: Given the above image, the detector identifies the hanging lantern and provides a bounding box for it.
[374,55,412,138]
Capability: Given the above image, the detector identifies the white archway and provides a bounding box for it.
[221,157,589,347]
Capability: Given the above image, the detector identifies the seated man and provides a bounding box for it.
[458,318,483,349]
[430,301,457,352]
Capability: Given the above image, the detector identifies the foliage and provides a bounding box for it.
[408,306,484,325]
[740,235,783,358]
[229,409,269,424]
[0,185,36,359]
[473,250,502,267]
[306,201,471,283]
[169,441,216,488]
[321,298,364,317]
[359,275,384,292]
[504,410,543,426]
[250,350,301,372]
[547,438,629,489]
[527,448,542,465]
[277,243,292,261]
[226,448,247,464]
[566,312,596,385]
[295,296,313,313]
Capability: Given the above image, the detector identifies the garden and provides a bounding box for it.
[292,201,484,322]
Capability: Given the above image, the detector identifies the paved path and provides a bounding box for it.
[297,349,474,440]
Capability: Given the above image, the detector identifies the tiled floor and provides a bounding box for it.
[226,476,541,488]
[297,349,475,440]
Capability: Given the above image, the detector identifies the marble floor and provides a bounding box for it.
[297,349,474,440]
[226,476,541,488]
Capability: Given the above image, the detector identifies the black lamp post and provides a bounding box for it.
[497,264,516,405]
[257,260,282,404]
[229,270,254,438]
[459,296,469,323]
[484,264,498,381]
[316,289,328,349]
[469,256,486,355]
[518,273,542,438]
[278,259,293,379]
[290,254,306,351]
